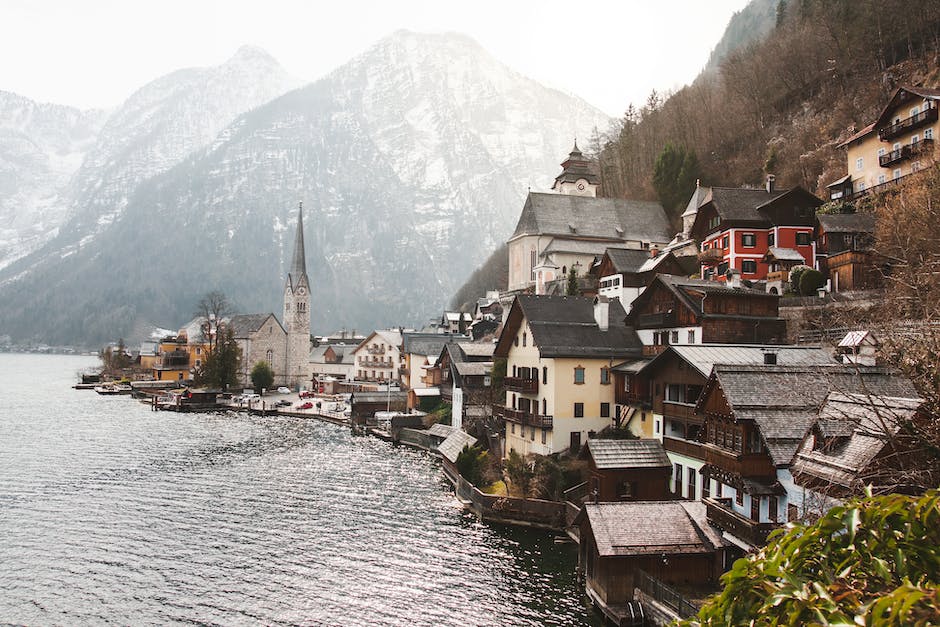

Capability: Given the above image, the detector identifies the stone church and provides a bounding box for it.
[231,203,311,390]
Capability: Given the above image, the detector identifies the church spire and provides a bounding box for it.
[288,201,307,290]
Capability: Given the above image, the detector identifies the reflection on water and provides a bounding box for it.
[0,354,598,626]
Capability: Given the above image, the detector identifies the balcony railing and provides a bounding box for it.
[878,107,938,141]
[366,345,386,354]
[615,390,651,406]
[766,270,789,283]
[703,497,780,548]
[496,406,553,429]
[698,247,725,266]
[879,138,934,167]
[663,436,705,459]
[505,376,538,393]
[360,358,393,368]
[662,401,699,422]
[702,443,776,479]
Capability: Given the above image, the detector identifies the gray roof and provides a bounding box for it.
[437,430,478,464]
[351,391,408,404]
[764,247,806,263]
[427,423,456,439]
[579,501,724,557]
[706,364,919,466]
[681,185,711,218]
[586,439,671,470]
[454,361,492,376]
[511,191,672,244]
[457,342,495,358]
[816,213,876,234]
[228,313,281,338]
[506,295,643,359]
[604,248,656,273]
[402,333,462,358]
[793,393,922,489]
[642,344,834,378]
[287,203,308,291]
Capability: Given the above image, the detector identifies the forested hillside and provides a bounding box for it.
[452,0,940,307]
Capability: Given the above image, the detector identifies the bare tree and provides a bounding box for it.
[195,291,231,352]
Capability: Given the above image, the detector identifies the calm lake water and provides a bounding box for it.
[0,353,597,626]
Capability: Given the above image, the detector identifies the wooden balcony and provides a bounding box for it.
[878,106,938,141]
[366,345,386,355]
[637,311,676,329]
[661,401,699,423]
[766,270,789,283]
[663,436,705,459]
[615,390,651,407]
[698,248,725,266]
[879,139,934,167]
[505,376,538,393]
[704,497,780,548]
[702,443,776,479]
[495,406,553,429]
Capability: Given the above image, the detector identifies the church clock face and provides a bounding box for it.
[577,182,585,191]
[297,287,306,296]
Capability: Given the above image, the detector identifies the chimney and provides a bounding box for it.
[725,268,742,289]
[593,296,609,332]
[766,174,776,193]
[649,245,660,259]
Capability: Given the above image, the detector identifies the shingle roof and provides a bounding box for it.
[437,430,478,464]
[587,439,671,470]
[511,191,672,244]
[541,238,613,257]
[708,187,789,222]
[402,333,460,358]
[705,364,919,466]
[817,213,876,234]
[457,342,495,358]
[228,313,280,338]
[764,247,806,263]
[579,501,724,557]
[604,248,658,273]
[681,185,711,218]
[641,345,833,378]
[793,393,922,489]
[516,295,642,358]
[427,423,455,439]
[454,361,491,376]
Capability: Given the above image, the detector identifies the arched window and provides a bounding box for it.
[266,349,273,364]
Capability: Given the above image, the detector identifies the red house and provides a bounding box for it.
[689,177,823,282]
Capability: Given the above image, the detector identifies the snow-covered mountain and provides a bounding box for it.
[0,31,610,345]
[0,91,106,270]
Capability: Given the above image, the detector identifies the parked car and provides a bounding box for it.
[243,393,261,402]
[299,390,316,399]
[274,399,291,408]
[276,386,291,394]
[296,401,313,410]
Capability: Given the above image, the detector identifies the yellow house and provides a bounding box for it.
[829,85,939,200]
[150,329,211,382]
[494,295,643,456]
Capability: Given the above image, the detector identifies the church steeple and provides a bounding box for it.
[283,201,311,389]
[288,201,308,291]
[552,139,599,197]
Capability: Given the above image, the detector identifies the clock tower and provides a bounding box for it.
[551,140,599,197]
[284,202,311,389]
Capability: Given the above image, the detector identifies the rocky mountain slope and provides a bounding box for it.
[0,31,609,345]
[0,91,106,270]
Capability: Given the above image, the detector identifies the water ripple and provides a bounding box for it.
[0,354,598,626]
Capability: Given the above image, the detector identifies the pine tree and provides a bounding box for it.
[566,267,578,296]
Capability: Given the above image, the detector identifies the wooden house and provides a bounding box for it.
[594,247,687,313]
[582,439,672,501]
[814,213,884,292]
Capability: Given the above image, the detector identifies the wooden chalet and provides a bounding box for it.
[694,363,918,548]
[814,213,886,292]
[594,247,688,312]
[625,274,787,355]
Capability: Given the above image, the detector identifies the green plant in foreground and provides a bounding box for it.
[681,490,940,626]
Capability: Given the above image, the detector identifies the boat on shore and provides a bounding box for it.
[94,384,121,395]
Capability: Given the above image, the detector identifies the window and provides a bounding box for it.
[741,233,756,247]
[856,181,866,192]
[768,496,778,522]
[529,248,536,281]
[601,402,610,418]
[600,367,610,384]
[673,463,682,494]
[513,336,518,347]
[541,429,546,444]
[641,411,646,422]
[735,490,743,506]
[878,174,886,184]
[530,427,535,441]
[522,332,526,347]
[796,232,811,246]
[687,467,697,500]
[511,422,515,434]
[574,367,585,384]
[741,260,757,274]
[893,168,902,180]
[912,134,920,144]
[542,367,547,385]
[655,419,660,434]
[670,330,679,344]
[722,235,729,249]
[542,398,547,415]
[666,383,681,403]
[574,402,584,418]
[687,330,695,343]
[708,215,720,229]
[926,128,934,140]
[702,477,711,499]
[877,147,886,157]
[767,231,775,247]
[855,157,863,170]
[913,161,922,172]
[195,359,201,368]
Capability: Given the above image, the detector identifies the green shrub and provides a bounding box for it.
[456,445,488,487]
[799,268,826,295]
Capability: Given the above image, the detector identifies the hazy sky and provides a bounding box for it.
[2,0,751,117]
